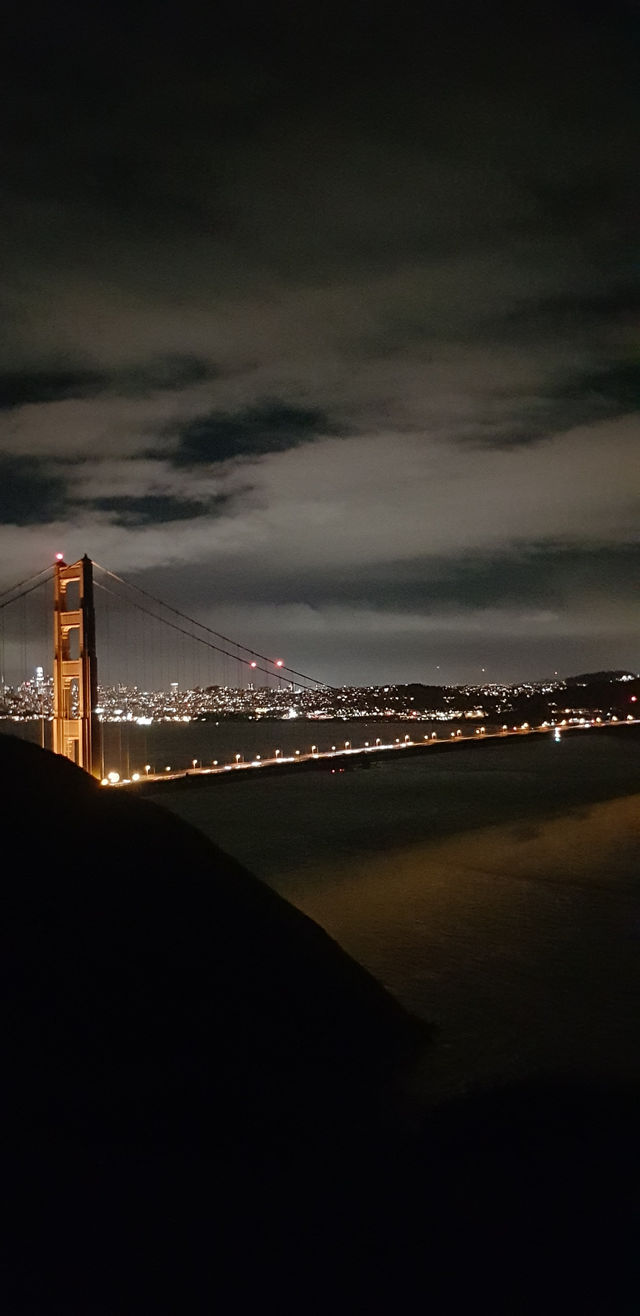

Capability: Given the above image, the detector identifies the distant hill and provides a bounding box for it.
[565,670,636,684]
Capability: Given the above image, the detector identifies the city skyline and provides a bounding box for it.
[1,2,638,684]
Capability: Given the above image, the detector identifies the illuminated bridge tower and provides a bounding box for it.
[53,555,101,777]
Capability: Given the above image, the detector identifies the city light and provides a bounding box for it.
[107,771,120,784]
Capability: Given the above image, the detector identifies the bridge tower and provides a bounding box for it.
[53,555,101,777]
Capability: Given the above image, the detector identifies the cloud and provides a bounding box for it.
[171,401,342,465]
[0,368,107,410]
[0,355,218,411]
[83,493,226,527]
[0,0,637,680]
[0,455,68,526]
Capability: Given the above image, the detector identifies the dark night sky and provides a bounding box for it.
[1,0,638,683]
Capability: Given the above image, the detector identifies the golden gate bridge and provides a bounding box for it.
[2,555,636,786]
[0,554,330,778]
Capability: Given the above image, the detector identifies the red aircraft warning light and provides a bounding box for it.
[250,661,257,669]
[55,553,64,561]
[275,659,284,667]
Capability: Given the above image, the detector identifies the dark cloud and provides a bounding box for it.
[0,455,67,525]
[171,402,341,465]
[0,356,217,410]
[83,493,224,527]
[0,369,107,410]
[567,361,640,415]
[134,542,640,615]
[114,355,219,398]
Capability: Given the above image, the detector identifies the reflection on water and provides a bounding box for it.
[149,729,640,1100]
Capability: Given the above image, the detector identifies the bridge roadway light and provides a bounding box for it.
[235,753,241,764]
[145,764,151,775]
[345,740,350,749]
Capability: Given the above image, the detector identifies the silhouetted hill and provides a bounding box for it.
[565,669,635,683]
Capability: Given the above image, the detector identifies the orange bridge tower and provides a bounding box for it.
[53,554,101,777]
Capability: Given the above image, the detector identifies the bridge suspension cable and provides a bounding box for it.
[94,577,295,687]
[0,565,54,610]
[92,560,331,691]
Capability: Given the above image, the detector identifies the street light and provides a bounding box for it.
[145,764,151,775]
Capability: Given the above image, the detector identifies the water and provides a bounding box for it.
[4,717,638,1101]
[146,727,640,1101]
[2,715,469,776]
